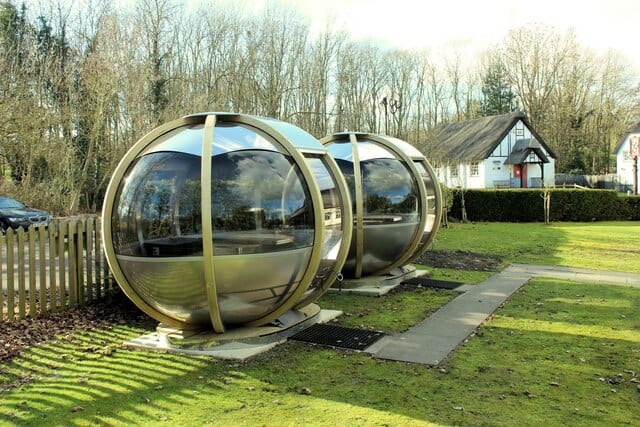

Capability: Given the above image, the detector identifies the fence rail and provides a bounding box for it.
[0,215,115,322]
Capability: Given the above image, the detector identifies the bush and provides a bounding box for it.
[627,196,640,220]
[449,189,639,222]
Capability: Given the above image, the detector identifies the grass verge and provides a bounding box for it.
[1,221,639,425]
[432,221,640,273]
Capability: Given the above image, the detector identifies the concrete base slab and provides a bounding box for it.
[125,306,342,361]
[328,265,427,296]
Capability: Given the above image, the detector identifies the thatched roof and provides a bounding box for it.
[504,138,550,164]
[614,121,640,153]
[428,111,555,162]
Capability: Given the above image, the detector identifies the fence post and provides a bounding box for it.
[68,219,78,306]
[17,228,26,319]
[38,226,47,314]
[6,229,14,320]
[86,217,94,302]
[57,219,67,308]
[76,218,85,305]
[28,226,37,318]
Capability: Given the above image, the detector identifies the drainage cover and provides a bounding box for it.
[290,323,385,350]
[402,277,464,290]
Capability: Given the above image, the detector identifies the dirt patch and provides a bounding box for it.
[0,293,150,363]
[414,250,503,272]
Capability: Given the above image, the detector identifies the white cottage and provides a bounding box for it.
[615,122,640,194]
[429,112,556,189]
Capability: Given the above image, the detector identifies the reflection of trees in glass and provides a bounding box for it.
[211,150,312,233]
[178,178,201,235]
[365,193,392,214]
[112,152,201,256]
[334,158,356,212]
[142,179,173,239]
[361,158,417,219]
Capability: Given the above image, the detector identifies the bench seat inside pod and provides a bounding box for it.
[102,114,350,332]
[322,133,441,279]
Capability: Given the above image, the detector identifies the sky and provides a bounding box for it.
[242,0,640,71]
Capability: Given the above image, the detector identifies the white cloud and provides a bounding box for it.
[278,0,640,71]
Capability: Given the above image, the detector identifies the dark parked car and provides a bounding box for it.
[0,196,52,234]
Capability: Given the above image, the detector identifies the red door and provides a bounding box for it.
[521,164,528,188]
[513,165,522,188]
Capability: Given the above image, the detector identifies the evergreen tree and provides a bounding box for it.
[480,60,517,115]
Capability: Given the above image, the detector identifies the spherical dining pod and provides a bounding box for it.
[321,132,441,279]
[380,136,443,261]
[102,113,351,333]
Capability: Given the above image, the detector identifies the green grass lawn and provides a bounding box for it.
[432,221,640,273]
[1,221,639,426]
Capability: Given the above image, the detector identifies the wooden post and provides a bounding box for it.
[17,228,26,319]
[48,222,57,311]
[86,217,94,301]
[76,219,85,305]
[38,226,47,313]
[6,229,14,320]
[68,219,78,306]
[634,157,638,195]
[58,219,67,308]
[28,227,36,318]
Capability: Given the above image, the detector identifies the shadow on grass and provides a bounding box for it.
[2,278,639,426]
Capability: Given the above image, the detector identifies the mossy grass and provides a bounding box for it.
[433,221,640,273]
[1,221,639,425]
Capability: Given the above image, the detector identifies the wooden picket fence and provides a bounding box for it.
[0,215,115,322]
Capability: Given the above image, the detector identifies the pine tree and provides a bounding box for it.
[480,60,517,115]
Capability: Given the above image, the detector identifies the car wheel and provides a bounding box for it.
[0,221,8,235]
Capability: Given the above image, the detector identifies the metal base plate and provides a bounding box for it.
[290,323,385,350]
[328,265,426,296]
[124,305,342,361]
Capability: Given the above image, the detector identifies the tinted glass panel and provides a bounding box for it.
[359,141,419,224]
[304,156,343,291]
[212,122,280,155]
[262,118,324,151]
[112,152,203,257]
[326,141,356,212]
[112,124,315,257]
[210,149,314,254]
[143,124,204,157]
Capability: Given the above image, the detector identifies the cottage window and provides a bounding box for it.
[470,162,479,177]
[623,150,631,161]
[450,166,458,177]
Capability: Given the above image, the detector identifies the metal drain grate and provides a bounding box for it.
[402,277,464,290]
[290,323,385,350]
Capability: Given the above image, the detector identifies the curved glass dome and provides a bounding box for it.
[322,132,441,278]
[102,114,351,332]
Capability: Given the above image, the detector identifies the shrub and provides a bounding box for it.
[449,189,639,222]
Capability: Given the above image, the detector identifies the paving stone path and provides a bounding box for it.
[366,264,640,365]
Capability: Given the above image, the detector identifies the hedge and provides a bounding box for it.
[448,189,640,222]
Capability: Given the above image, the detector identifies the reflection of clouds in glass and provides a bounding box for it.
[358,141,394,161]
[233,154,304,202]
[308,158,334,192]
[363,160,412,193]
[213,125,278,155]
[326,141,354,161]
[142,125,204,157]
